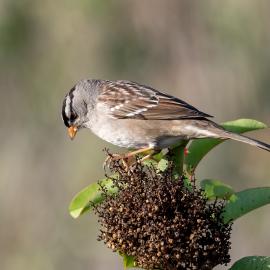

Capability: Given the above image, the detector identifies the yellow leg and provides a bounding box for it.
[103,147,154,169]
[124,147,154,159]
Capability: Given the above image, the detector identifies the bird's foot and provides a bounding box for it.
[103,147,155,171]
[103,153,133,171]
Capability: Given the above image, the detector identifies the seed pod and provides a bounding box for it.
[93,156,232,270]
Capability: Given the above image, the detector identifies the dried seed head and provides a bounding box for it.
[94,158,232,270]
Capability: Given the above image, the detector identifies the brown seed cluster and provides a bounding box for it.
[94,159,231,270]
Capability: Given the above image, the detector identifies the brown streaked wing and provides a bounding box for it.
[98,80,212,120]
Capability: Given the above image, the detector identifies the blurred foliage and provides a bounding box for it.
[0,1,34,60]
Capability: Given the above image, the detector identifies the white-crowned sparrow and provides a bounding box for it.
[62,79,270,157]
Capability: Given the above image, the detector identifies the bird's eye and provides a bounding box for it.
[70,111,77,122]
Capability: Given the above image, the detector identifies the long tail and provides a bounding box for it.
[221,130,270,152]
[202,119,270,152]
[179,119,270,152]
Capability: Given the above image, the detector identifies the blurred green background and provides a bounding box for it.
[0,1,269,269]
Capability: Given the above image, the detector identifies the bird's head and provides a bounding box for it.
[62,80,99,139]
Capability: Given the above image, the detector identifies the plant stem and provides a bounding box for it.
[171,141,188,176]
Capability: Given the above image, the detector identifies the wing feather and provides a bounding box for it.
[97,80,212,120]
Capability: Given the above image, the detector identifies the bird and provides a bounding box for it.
[62,79,270,161]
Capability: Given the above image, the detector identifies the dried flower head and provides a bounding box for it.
[94,158,232,270]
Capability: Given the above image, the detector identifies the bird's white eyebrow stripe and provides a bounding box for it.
[65,96,71,117]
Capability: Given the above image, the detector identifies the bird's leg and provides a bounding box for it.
[138,149,162,163]
[140,153,155,162]
[104,147,154,169]
[123,147,154,159]
[103,153,125,170]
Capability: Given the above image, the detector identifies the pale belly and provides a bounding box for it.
[88,118,154,148]
[86,115,189,149]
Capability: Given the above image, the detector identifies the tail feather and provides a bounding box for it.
[222,131,270,152]
[181,119,270,152]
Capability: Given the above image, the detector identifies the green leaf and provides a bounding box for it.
[152,151,166,162]
[230,256,270,270]
[141,150,165,167]
[221,118,267,132]
[222,187,270,224]
[122,254,136,269]
[200,179,235,200]
[184,119,267,173]
[157,158,169,172]
[69,178,118,219]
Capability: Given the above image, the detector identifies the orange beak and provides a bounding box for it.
[68,126,78,140]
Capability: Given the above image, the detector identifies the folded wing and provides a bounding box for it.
[98,80,212,120]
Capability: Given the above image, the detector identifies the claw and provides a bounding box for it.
[103,147,157,171]
[103,153,132,171]
[103,153,122,170]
